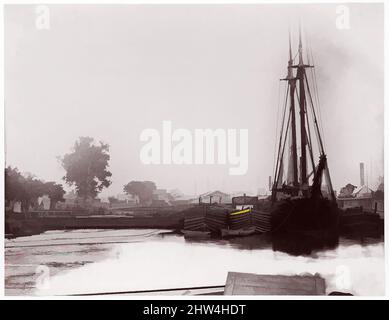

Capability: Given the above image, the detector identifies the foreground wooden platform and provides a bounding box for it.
[224,272,326,295]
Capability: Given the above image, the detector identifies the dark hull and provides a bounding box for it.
[270,197,340,255]
[339,207,384,238]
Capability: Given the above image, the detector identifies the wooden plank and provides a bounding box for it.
[224,272,325,295]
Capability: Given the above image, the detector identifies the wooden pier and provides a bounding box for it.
[224,272,326,295]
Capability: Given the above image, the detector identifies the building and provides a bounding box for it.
[195,190,231,204]
[61,190,78,208]
[56,191,109,210]
[37,195,51,210]
[108,193,139,209]
[152,189,171,202]
[372,180,384,219]
[232,194,258,210]
[337,163,384,218]
[337,184,378,213]
[338,184,357,198]
[12,201,22,213]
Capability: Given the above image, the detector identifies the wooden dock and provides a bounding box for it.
[224,272,326,295]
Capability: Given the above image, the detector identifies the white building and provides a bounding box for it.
[195,190,231,204]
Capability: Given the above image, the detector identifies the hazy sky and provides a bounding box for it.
[5,4,384,197]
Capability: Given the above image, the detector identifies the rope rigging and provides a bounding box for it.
[272,27,335,202]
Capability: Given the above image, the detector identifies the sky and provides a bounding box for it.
[4,4,384,197]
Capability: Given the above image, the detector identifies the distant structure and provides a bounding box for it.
[232,194,258,210]
[151,189,172,206]
[109,193,139,209]
[195,190,231,204]
[12,201,22,213]
[62,190,78,207]
[168,189,192,206]
[338,183,357,198]
[337,164,384,218]
[117,193,138,203]
[360,162,365,186]
[257,187,267,196]
[373,177,384,218]
[56,190,108,210]
[337,185,373,211]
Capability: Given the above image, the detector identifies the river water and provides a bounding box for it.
[4,229,385,296]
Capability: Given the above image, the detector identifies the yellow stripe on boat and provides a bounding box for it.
[230,209,251,216]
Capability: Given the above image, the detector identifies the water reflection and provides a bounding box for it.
[182,231,383,256]
[4,229,385,296]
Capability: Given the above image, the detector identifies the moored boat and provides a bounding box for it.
[221,226,256,238]
[182,229,211,239]
[269,28,339,244]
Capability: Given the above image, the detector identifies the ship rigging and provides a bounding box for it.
[271,28,336,203]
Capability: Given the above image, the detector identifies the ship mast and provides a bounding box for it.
[272,27,335,203]
[288,31,299,188]
[295,27,309,192]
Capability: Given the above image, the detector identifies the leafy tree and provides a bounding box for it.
[123,181,156,205]
[44,182,66,209]
[5,166,24,207]
[20,174,46,211]
[5,167,66,211]
[5,167,45,211]
[61,137,112,200]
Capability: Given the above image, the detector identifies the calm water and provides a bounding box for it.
[5,229,385,296]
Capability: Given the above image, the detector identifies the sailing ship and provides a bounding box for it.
[182,28,339,248]
[270,29,339,247]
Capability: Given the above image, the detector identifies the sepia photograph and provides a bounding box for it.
[2,1,386,299]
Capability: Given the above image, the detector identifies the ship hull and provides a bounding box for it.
[270,197,340,255]
[221,226,256,238]
[182,230,211,239]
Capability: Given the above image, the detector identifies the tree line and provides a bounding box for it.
[5,167,65,211]
[5,136,166,211]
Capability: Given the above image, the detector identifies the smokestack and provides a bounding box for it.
[269,176,272,190]
[360,162,365,186]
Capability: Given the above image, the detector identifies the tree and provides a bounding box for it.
[61,137,112,200]
[338,183,357,198]
[44,182,66,209]
[5,167,47,211]
[123,181,156,205]
[5,167,66,211]
[21,175,47,211]
[5,166,24,208]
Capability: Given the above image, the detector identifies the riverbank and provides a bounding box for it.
[5,207,188,238]
[6,204,384,241]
